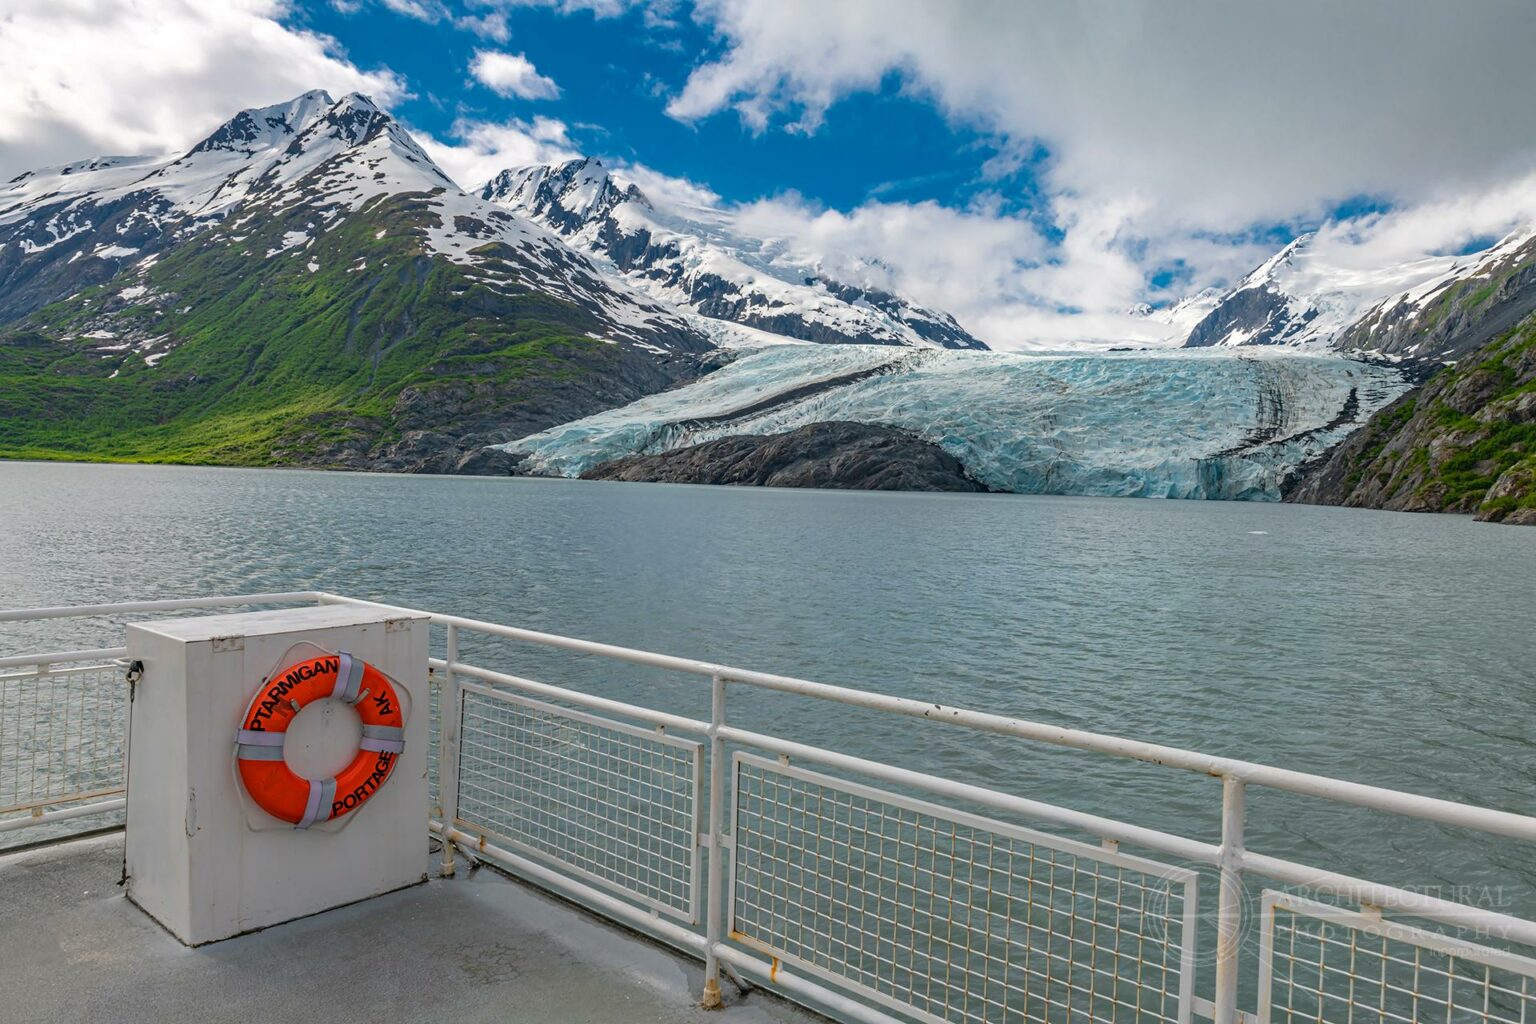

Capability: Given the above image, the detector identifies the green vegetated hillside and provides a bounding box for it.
[1289,316,1536,523]
[0,193,696,471]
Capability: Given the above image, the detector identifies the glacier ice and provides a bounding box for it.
[503,345,1413,500]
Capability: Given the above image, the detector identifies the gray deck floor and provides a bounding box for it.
[3,834,822,1024]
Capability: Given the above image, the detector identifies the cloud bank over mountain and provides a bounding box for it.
[0,0,405,177]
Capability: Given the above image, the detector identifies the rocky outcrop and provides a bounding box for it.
[1481,461,1536,525]
[1286,319,1536,523]
[1184,279,1315,349]
[452,446,526,476]
[581,421,989,492]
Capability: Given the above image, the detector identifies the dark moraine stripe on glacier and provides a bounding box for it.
[610,354,913,462]
[672,357,910,431]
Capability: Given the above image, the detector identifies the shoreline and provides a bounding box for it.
[2,454,1514,523]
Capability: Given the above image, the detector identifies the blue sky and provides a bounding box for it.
[7,0,1536,347]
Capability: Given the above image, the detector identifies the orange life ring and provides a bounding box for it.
[234,652,405,829]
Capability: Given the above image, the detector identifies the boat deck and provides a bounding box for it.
[3,834,820,1024]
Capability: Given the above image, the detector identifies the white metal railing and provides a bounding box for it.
[0,658,127,834]
[1257,893,1536,1024]
[2,592,1535,1024]
[454,684,703,922]
[728,752,1199,1023]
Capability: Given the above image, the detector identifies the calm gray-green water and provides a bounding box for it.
[2,460,1534,924]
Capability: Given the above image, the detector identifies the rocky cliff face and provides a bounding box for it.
[1287,319,1536,523]
[579,421,989,491]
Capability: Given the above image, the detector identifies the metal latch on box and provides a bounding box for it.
[125,659,144,701]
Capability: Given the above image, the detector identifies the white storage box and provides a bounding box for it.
[123,604,429,945]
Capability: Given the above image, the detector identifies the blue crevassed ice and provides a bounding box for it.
[503,346,1412,500]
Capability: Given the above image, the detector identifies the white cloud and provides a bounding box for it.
[377,0,446,18]
[415,116,579,189]
[1303,174,1536,273]
[611,162,722,211]
[455,11,510,41]
[728,192,1175,349]
[671,0,1536,232]
[469,49,561,100]
[0,0,405,180]
[479,0,644,17]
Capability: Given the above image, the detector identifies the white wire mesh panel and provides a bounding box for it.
[729,753,1198,1024]
[453,683,702,922]
[1258,892,1536,1024]
[0,663,126,818]
[427,671,440,815]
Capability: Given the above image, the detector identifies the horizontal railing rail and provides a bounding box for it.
[314,593,1536,840]
[3,591,1534,1024]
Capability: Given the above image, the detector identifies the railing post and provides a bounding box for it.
[438,624,462,878]
[701,672,728,1009]
[1214,774,1246,1024]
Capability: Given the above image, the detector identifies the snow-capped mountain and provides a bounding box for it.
[480,158,988,350]
[1181,234,1462,350]
[0,90,706,355]
[0,90,727,471]
[1180,225,1536,362]
[1336,228,1536,362]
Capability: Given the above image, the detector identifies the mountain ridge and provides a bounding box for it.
[1178,222,1536,365]
[481,157,988,350]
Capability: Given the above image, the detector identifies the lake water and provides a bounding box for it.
[2,460,1534,932]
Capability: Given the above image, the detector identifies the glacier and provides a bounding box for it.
[502,346,1414,500]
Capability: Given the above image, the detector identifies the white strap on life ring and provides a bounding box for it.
[359,725,406,753]
[331,652,365,703]
[235,729,285,761]
[297,777,337,831]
